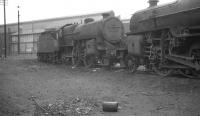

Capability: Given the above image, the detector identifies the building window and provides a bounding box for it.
[11,33,40,54]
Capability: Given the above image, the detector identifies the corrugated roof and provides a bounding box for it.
[0,10,114,27]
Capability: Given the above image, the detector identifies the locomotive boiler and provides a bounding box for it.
[72,17,126,67]
[126,0,200,78]
[37,16,127,68]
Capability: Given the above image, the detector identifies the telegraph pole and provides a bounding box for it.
[3,0,7,58]
[18,5,20,54]
[0,0,7,58]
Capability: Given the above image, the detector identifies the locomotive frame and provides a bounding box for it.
[126,0,200,78]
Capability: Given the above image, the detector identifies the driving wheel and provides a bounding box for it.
[125,55,137,73]
[84,55,96,68]
[153,61,173,77]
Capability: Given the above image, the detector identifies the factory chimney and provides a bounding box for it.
[148,0,159,7]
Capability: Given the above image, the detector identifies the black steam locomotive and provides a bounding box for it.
[37,16,127,68]
[126,0,200,78]
[37,0,200,78]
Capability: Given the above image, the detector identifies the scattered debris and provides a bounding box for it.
[138,91,167,96]
[72,66,76,69]
[139,92,153,96]
[92,68,101,72]
[30,96,100,116]
[156,104,175,111]
[114,63,121,68]
[118,106,122,110]
[137,65,146,71]
[76,107,92,114]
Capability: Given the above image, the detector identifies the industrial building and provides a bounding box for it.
[0,11,130,56]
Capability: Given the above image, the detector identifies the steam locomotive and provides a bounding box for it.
[37,0,200,78]
[126,0,200,78]
[37,16,127,68]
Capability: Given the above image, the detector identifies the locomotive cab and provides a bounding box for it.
[37,29,60,63]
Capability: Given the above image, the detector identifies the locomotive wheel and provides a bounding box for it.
[72,57,82,67]
[125,55,137,73]
[153,64,172,77]
[84,55,96,68]
[178,45,200,78]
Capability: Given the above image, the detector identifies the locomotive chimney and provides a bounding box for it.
[102,13,111,19]
[148,0,159,7]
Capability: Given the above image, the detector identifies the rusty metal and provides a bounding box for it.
[102,101,118,112]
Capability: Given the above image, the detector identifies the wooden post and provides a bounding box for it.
[3,0,7,58]
[18,5,20,54]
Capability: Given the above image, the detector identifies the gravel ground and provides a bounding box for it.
[0,54,200,116]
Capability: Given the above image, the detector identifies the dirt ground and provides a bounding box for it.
[0,54,200,116]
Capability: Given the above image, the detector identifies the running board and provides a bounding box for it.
[175,33,200,38]
[165,55,200,70]
[170,54,194,60]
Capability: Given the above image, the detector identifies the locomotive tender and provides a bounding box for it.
[37,16,127,67]
[126,0,200,78]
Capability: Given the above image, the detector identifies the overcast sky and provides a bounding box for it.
[0,0,175,24]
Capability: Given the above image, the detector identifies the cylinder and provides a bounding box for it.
[102,101,118,112]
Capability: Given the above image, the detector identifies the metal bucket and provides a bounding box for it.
[102,101,118,112]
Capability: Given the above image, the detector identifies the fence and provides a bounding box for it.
[0,32,11,57]
[0,32,40,56]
